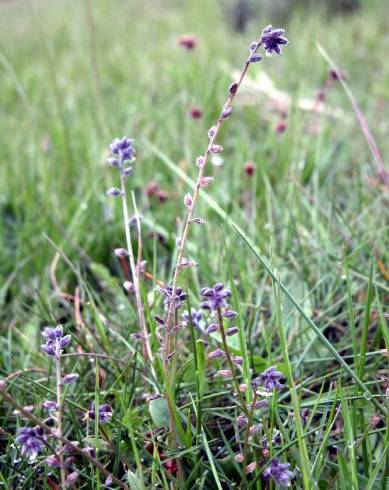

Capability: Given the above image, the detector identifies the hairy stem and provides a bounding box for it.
[120,174,153,364]
[55,355,66,489]
[217,308,248,416]
[162,42,262,355]
[241,391,257,487]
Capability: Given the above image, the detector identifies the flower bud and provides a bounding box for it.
[208,348,225,359]
[106,187,123,197]
[248,53,263,63]
[226,327,238,336]
[229,82,238,95]
[114,248,129,257]
[184,193,193,208]
[210,144,223,154]
[107,157,119,168]
[61,373,79,385]
[206,323,218,334]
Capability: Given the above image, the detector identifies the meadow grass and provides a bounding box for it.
[0,0,388,488]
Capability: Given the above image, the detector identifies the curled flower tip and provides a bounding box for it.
[60,335,71,348]
[210,144,223,154]
[260,25,289,56]
[184,193,193,208]
[106,187,123,197]
[246,461,257,474]
[208,348,225,359]
[65,471,79,487]
[226,326,239,336]
[62,373,79,385]
[263,458,293,487]
[114,248,129,257]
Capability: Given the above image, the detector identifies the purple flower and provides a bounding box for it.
[41,324,71,358]
[200,283,231,311]
[253,366,283,392]
[16,427,45,461]
[260,25,289,56]
[157,286,187,312]
[263,458,293,487]
[109,137,135,165]
[88,403,113,424]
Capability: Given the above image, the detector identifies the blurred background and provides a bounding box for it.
[0,0,387,323]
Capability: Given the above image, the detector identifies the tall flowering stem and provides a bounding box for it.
[162,25,288,363]
[107,138,153,364]
[41,325,75,489]
[216,307,248,415]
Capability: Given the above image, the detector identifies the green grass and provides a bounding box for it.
[0,0,388,488]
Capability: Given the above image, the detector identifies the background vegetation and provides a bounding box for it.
[0,0,388,488]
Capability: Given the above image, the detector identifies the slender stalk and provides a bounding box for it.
[120,174,153,364]
[241,391,257,488]
[162,40,264,359]
[217,308,248,416]
[55,355,66,489]
[159,41,263,462]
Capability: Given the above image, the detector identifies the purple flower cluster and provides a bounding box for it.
[106,137,135,196]
[87,403,113,424]
[252,366,284,392]
[16,427,45,461]
[263,458,293,487]
[109,137,135,166]
[41,325,71,358]
[200,283,231,311]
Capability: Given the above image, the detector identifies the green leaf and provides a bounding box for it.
[149,396,170,428]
